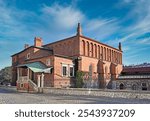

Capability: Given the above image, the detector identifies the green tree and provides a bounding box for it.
[0,66,12,83]
[76,71,84,88]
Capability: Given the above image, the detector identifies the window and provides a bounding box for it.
[62,65,68,76]
[20,83,24,88]
[142,83,147,90]
[62,64,74,77]
[119,83,125,90]
[27,53,30,59]
[69,66,74,77]
[46,59,51,66]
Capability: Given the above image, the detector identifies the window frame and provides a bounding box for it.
[46,58,51,66]
[69,65,74,77]
[26,53,30,59]
[62,64,68,77]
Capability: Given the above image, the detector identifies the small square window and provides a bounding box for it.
[27,53,30,59]
[20,83,24,88]
[46,59,51,66]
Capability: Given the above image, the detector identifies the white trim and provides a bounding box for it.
[62,64,68,77]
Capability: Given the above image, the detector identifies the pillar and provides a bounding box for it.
[41,73,44,88]
[37,75,41,87]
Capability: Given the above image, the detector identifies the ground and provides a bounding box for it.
[0,87,150,104]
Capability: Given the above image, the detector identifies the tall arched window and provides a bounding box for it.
[82,40,85,55]
[90,43,93,57]
[110,49,112,62]
[112,51,114,62]
[104,47,106,61]
[107,48,109,61]
[101,46,103,60]
[87,41,89,56]
[114,51,116,63]
[95,44,97,58]
[98,45,100,59]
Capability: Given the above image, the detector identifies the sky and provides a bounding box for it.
[0,0,150,69]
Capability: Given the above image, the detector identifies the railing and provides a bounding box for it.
[28,79,38,92]
[17,76,28,83]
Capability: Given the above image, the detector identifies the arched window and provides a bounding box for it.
[114,51,116,63]
[95,44,97,58]
[87,41,90,56]
[98,45,100,59]
[90,43,93,57]
[110,50,112,62]
[82,40,85,55]
[107,48,109,61]
[112,51,114,62]
[101,46,103,60]
[119,83,125,90]
[104,47,106,61]
[142,83,147,90]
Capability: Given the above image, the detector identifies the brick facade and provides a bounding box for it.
[12,23,123,92]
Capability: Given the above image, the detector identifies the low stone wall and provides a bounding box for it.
[1,85,150,100]
[43,87,150,99]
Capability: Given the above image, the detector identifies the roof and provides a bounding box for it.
[17,62,52,73]
[12,34,121,57]
[11,46,52,57]
[122,66,150,75]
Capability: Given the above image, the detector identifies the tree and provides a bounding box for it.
[75,71,84,88]
[0,66,12,83]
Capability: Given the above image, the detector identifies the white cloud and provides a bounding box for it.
[42,4,84,29]
[84,18,121,40]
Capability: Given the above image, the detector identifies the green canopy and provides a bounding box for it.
[17,62,48,73]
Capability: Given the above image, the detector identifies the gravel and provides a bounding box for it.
[1,87,150,104]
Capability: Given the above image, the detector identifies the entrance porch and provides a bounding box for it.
[16,62,52,92]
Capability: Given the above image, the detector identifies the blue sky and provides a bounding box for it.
[0,0,150,69]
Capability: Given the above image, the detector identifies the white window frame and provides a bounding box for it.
[27,53,30,59]
[69,65,74,77]
[46,58,51,66]
[62,64,68,77]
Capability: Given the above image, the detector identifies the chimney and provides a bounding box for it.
[76,23,82,36]
[24,44,29,49]
[34,37,43,47]
[118,42,122,51]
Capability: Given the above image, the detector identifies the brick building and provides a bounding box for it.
[11,23,123,92]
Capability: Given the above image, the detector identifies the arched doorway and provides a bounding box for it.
[119,83,124,89]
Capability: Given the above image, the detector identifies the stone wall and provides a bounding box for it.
[116,79,150,91]
[43,87,150,99]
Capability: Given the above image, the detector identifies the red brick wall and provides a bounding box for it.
[54,56,74,87]
[45,36,79,57]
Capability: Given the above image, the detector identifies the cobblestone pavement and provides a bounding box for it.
[1,87,150,104]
